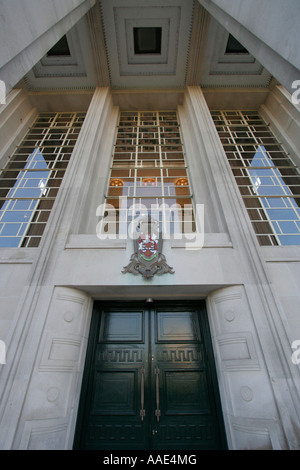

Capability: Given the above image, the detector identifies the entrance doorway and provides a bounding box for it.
[74,301,227,450]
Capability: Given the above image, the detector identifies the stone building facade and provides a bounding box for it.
[0,0,300,450]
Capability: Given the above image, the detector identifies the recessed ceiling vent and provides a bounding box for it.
[225,34,249,54]
[133,27,162,55]
[47,35,71,57]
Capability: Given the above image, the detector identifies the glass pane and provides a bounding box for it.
[212,110,300,246]
[0,112,86,247]
[103,111,194,238]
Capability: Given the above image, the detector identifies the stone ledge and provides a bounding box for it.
[65,233,232,249]
[260,245,300,262]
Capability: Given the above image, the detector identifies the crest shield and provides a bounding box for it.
[122,216,174,279]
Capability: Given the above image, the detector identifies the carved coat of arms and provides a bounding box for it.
[122,217,174,279]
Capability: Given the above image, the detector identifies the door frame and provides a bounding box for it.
[73,299,228,450]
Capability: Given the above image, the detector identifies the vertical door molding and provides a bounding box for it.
[207,286,286,449]
[13,287,92,450]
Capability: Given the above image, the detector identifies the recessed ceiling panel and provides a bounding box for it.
[127,19,170,65]
[24,17,97,90]
[100,0,194,89]
[133,27,162,55]
[199,18,272,87]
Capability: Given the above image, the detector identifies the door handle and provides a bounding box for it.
[155,365,161,422]
[140,364,145,421]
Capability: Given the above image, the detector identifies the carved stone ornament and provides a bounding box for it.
[122,216,174,279]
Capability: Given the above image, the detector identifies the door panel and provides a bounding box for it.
[91,370,137,415]
[100,311,144,343]
[150,308,223,450]
[164,370,210,414]
[74,302,227,450]
[155,311,200,342]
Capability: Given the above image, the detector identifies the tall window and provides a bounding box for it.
[0,112,86,247]
[211,110,300,246]
[103,111,195,237]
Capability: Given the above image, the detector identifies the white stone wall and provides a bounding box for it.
[0,89,37,171]
[259,85,300,365]
[260,85,300,169]
[263,248,300,342]
[0,91,39,425]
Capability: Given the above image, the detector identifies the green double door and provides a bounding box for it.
[74,302,227,450]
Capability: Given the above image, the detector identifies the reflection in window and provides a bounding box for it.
[211,110,300,246]
[0,112,86,247]
[47,35,71,57]
[225,34,249,54]
[0,150,50,247]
